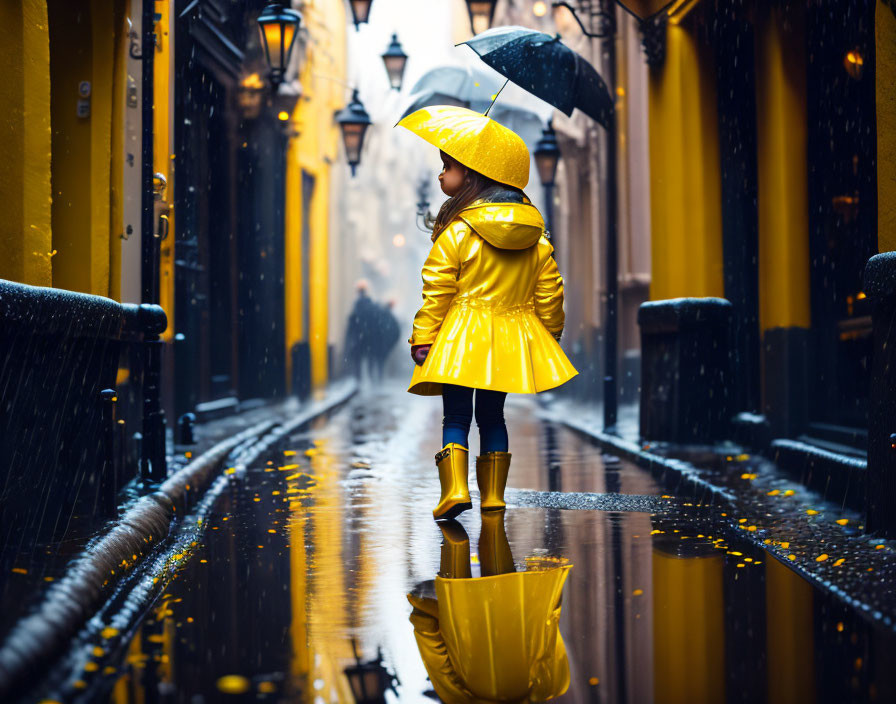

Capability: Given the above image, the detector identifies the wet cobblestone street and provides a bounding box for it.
[32,384,896,703]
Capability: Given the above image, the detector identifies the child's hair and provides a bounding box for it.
[431,153,503,238]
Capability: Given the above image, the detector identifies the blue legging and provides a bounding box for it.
[442,384,508,453]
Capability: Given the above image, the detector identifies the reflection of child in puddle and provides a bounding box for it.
[407,512,572,702]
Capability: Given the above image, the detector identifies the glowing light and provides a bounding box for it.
[241,73,265,90]
[844,50,865,79]
[393,233,406,247]
[533,0,548,16]
[278,110,290,121]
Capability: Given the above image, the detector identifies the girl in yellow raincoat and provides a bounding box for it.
[397,106,577,520]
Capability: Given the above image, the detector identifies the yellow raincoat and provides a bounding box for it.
[408,566,572,702]
[408,196,578,395]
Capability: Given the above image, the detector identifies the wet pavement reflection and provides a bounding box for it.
[45,386,896,703]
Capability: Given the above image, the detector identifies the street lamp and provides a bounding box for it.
[552,0,620,432]
[381,34,408,91]
[344,642,397,703]
[534,120,560,188]
[415,175,434,232]
[348,0,373,29]
[534,119,561,241]
[335,89,372,176]
[257,2,302,88]
[465,0,497,35]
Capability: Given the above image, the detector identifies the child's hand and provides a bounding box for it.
[411,344,431,366]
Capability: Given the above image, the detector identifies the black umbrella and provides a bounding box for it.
[459,25,613,128]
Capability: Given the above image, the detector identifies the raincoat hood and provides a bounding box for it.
[458,188,545,250]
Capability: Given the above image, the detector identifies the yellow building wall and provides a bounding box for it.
[284,0,347,390]
[0,0,53,286]
[48,0,127,298]
[754,3,811,332]
[155,0,175,334]
[878,1,896,253]
[647,4,724,301]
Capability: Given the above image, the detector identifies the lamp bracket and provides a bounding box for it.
[552,1,615,39]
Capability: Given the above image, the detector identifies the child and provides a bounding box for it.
[397,105,577,520]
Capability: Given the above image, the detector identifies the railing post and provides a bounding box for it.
[139,304,168,482]
[638,297,733,444]
[864,253,896,536]
[100,388,118,518]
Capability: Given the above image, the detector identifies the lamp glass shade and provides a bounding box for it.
[341,123,366,161]
[350,0,373,27]
[257,3,302,84]
[336,90,372,174]
[381,34,408,90]
[535,151,559,186]
[467,0,496,34]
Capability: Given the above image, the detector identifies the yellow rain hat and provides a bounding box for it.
[397,105,530,189]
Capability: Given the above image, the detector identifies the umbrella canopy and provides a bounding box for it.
[459,26,614,129]
[400,64,550,145]
[401,66,505,118]
[396,105,530,189]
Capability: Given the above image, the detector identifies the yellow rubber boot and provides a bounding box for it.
[476,451,511,511]
[478,509,516,576]
[438,519,472,578]
[433,444,472,520]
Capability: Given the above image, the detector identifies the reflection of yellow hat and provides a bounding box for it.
[397,105,530,189]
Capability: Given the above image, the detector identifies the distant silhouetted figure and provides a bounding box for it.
[373,300,401,379]
[345,281,379,380]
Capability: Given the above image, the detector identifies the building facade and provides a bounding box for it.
[0,0,349,481]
